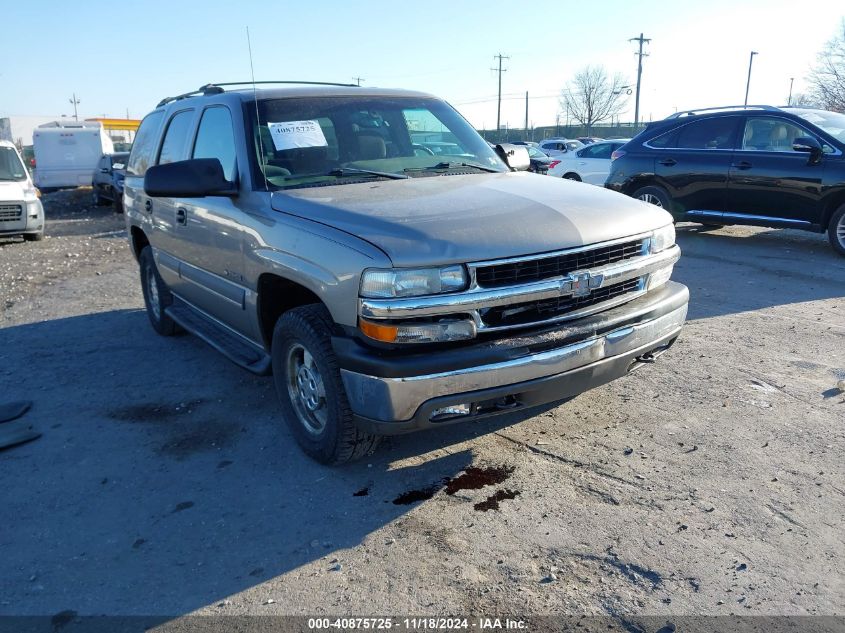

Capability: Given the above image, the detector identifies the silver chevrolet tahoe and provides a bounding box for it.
[123,82,688,464]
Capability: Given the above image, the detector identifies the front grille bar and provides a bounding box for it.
[358,245,680,322]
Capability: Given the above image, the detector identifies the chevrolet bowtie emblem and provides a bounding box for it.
[562,270,604,297]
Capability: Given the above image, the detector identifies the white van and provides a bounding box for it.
[32,121,114,191]
[0,141,45,241]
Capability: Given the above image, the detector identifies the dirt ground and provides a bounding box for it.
[1,189,843,622]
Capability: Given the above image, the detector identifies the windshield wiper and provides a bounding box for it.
[404,161,501,174]
[276,167,408,182]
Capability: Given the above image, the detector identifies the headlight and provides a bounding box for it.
[360,265,468,298]
[650,223,675,253]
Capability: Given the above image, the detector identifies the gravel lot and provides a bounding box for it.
[1,189,843,622]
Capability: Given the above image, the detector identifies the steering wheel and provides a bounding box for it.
[412,143,436,156]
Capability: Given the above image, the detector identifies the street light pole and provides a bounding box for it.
[788,77,794,106]
[743,51,758,107]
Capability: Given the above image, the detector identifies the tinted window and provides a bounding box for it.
[157,110,194,165]
[127,111,164,176]
[674,117,739,149]
[580,143,613,159]
[193,107,238,182]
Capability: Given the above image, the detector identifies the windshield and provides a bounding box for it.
[790,108,845,144]
[526,146,546,159]
[0,146,27,181]
[251,95,507,189]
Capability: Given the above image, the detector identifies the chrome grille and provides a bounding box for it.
[0,205,23,222]
[474,238,646,288]
[479,278,643,329]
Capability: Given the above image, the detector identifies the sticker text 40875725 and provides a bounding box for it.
[267,120,328,151]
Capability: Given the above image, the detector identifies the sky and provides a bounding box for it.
[2,0,843,131]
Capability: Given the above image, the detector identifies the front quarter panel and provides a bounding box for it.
[240,193,391,328]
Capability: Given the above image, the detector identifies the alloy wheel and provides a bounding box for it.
[285,343,328,436]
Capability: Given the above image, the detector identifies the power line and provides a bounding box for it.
[352,76,365,86]
[629,33,651,127]
[491,53,509,132]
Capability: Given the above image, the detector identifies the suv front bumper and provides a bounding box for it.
[337,281,689,434]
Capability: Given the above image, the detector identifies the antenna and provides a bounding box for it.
[247,26,269,191]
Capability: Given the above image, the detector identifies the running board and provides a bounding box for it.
[166,299,272,375]
[685,210,818,229]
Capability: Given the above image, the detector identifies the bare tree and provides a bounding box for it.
[808,20,845,112]
[560,66,630,133]
[790,92,818,108]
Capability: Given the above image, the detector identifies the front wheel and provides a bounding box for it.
[272,304,380,464]
[829,203,845,257]
[91,188,107,207]
[632,185,672,211]
[23,231,44,242]
[139,246,177,336]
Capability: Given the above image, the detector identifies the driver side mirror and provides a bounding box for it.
[494,143,531,171]
[793,136,823,164]
[145,158,237,198]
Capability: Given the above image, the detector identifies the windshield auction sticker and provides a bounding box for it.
[267,120,328,151]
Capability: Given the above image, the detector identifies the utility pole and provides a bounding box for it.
[524,91,528,141]
[788,77,794,106]
[352,76,365,86]
[629,33,650,128]
[491,53,509,135]
[69,93,80,121]
[743,51,758,106]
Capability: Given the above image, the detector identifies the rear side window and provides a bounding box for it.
[126,111,164,176]
[192,107,238,182]
[674,117,739,149]
[157,110,195,165]
[580,143,613,159]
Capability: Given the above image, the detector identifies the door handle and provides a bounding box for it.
[144,199,152,212]
[658,158,677,166]
[176,207,188,226]
[732,161,752,170]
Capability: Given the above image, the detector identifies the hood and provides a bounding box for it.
[0,180,31,202]
[270,172,672,267]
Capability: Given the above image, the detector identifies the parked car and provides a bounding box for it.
[549,139,631,184]
[511,141,539,148]
[576,137,603,145]
[526,145,554,174]
[605,105,845,256]
[124,82,688,463]
[32,121,114,192]
[0,141,45,241]
[92,152,130,211]
[538,138,585,157]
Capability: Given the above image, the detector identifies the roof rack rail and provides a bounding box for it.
[156,80,360,108]
[665,104,782,119]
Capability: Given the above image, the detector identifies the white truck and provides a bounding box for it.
[32,121,114,192]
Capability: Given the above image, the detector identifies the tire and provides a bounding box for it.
[272,304,380,465]
[633,185,672,211]
[563,173,581,181]
[92,188,107,207]
[23,231,44,242]
[139,246,177,336]
[828,203,845,257]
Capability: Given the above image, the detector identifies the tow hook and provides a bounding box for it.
[637,352,657,364]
